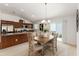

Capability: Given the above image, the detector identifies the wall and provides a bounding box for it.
[62,16,76,46]
[77,32,79,55]
[77,4,79,55]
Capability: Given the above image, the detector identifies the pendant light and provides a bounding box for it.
[41,3,51,23]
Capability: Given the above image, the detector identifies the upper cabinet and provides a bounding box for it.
[2,24,14,33]
[1,20,33,28]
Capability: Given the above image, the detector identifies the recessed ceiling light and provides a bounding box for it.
[43,17,45,18]
[32,15,35,17]
[4,4,9,6]
[21,9,24,12]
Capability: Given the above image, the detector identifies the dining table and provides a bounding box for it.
[28,32,57,56]
[33,34,57,56]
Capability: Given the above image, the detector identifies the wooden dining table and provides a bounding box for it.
[33,34,57,56]
[28,32,57,56]
[38,35,55,44]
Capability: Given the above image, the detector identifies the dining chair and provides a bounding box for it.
[27,32,43,56]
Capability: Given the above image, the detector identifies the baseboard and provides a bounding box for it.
[63,42,76,47]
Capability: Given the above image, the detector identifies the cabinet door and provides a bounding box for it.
[1,34,28,48]
[1,36,15,48]
[20,34,28,42]
[15,34,28,44]
[1,37,7,48]
[14,23,20,28]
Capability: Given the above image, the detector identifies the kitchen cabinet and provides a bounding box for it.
[1,20,33,28]
[0,33,28,49]
[0,20,33,49]
[1,36,15,48]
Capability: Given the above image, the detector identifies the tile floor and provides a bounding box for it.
[0,39,76,56]
[57,41,76,56]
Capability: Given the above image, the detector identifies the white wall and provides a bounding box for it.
[77,32,79,55]
[77,4,79,55]
[62,16,76,46]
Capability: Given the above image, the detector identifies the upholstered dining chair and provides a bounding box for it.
[27,32,43,56]
[42,32,58,56]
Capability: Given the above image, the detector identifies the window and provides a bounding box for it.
[50,23,56,31]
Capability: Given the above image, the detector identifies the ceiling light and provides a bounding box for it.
[48,20,51,23]
[32,15,35,17]
[21,9,24,12]
[4,4,9,6]
[43,17,45,18]
[41,20,46,23]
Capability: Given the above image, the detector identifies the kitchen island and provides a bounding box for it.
[0,32,33,49]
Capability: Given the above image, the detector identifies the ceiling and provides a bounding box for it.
[0,3,78,22]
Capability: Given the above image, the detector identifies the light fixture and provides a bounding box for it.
[41,3,48,23]
[41,20,46,23]
[21,9,24,12]
[4,4,9,6]
[48,20,51,23]
[32,15,35,17]
[43,17,45,18]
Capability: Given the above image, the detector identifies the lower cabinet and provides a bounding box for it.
[1,34,28,49]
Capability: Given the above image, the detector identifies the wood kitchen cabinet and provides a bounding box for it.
[1,36,15,48]
[0,33,28,49]
[0,20,33,49]
[1,20,33,28]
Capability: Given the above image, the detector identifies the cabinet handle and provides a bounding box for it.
[15,39,18,42]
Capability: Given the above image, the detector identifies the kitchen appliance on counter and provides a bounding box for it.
[2,24,14,33]
[14,28,34,32]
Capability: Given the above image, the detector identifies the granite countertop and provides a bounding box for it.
[1,32,32,36]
